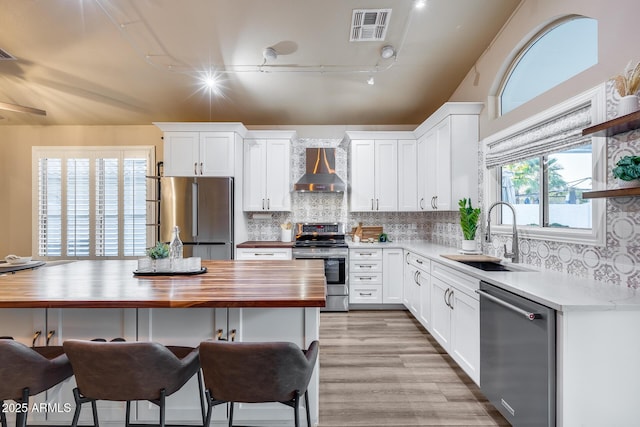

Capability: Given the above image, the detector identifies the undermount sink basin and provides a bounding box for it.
[456,260,536,272]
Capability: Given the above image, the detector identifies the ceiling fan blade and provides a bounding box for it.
[0,101,47,116]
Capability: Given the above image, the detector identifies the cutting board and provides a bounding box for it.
[350,226,383,240]
[440,254,502,262]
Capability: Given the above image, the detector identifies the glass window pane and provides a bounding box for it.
[547,145,592,229]
[501,17,598,114]
[500,158,540,226]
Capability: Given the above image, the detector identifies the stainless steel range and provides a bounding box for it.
[292,223,349,312]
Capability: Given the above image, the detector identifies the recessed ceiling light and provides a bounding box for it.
[367,76,375,85]
[380,45,395,59]
[414,0,427,9]
[263,47,278,61]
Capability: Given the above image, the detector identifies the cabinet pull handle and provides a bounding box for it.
[46,330,55,346]
[371,199,374,210]
[376,199,379,210]
[359,277,373,280]
[200,162,203,175]
[415,271,421,286]
[217,329,224,340]
[413,270,419,284]
[360,252,374,256]
[267,199,270,210]
[255,253,275,256]
[230,329,236,342]
[194,162,198,175]
[448,289,454,309]
[360,265,373,268]
[444,288,450,308]
[359,292,372,296]
[416,259,423,265]
[32,330,42,348]
[262,199,265,210]
[405,252,410,264]
[420,198,424,210]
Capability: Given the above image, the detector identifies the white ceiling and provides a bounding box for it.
[0,0,520,126]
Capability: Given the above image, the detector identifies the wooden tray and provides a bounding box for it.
[351,226,384,240]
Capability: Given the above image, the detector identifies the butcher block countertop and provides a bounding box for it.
[0,260,326,309]
[236,241,294,248]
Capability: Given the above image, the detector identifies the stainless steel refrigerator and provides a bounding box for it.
[160,177,234,260]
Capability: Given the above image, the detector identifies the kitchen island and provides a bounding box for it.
[0,259,325,426]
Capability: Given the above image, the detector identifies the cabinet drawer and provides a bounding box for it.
[350,284,383,304]
[350,260,383,273]
[350,248,383,260]
[406,251,430,271]
[236,248,292,260]
[431,261,478,299]
[349,272,383,285]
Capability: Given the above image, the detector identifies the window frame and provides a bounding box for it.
[31,146,156,260]
[484,85,607,246]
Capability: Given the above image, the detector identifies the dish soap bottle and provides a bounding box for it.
[169,226,183,260]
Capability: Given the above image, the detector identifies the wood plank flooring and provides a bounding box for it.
[319,310,509,426]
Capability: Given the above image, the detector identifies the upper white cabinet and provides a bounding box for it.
[397,140,419,211]
[154,123,246,177]
[243,137,292,211]
[349,139,399,212]
[414,103,483,210]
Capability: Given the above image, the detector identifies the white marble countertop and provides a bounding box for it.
[348,240,640,312]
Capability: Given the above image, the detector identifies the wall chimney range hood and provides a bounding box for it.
[294,148,346,192]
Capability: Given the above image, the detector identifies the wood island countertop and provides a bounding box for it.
[0,260,326,309]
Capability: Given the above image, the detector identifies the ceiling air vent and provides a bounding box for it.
[0,48,16,60]
[350,9,392,42]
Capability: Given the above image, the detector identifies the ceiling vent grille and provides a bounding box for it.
[350,9,392,42]
[0,48,16,60]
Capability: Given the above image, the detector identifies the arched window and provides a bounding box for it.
[500,16,598,115]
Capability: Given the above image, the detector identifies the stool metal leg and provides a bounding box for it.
[125,401,132,427]
[228,402,234,427]
[197,370,206,425]
[304,390,311,427]
[293,392,300,427]
[17,388,29,427]
[159,389,166,427]
[71,387,99,427]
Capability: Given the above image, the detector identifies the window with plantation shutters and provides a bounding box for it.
[33,147,155,259]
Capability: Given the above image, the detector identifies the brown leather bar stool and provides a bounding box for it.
[63,339,204,427]
[199,340,319,427]
[0,338,73,427]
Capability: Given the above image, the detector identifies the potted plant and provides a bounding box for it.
[145,241,170,271]
[459,198,481,252]
[611,61,640,116]
[612,155,640,188]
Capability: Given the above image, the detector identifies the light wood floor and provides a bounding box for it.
[318,310,509,426]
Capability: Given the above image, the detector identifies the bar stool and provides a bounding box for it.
[63,339,204,427]
[0,339,74,427]
[199,340,319,427]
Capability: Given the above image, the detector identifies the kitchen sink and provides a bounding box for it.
[456,260,536,272]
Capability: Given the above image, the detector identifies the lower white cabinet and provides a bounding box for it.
[350,248,402,305]
[430,262,480,384]
[403,251,430,329]
[236,248,292,260]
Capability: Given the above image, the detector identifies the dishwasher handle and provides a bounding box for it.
[476,289,541,321]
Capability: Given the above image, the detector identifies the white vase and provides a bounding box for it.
[617,178,640,189]
[617,95,639,117]
[461,239,477,252]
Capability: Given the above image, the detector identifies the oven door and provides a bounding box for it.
[293,249,349,312]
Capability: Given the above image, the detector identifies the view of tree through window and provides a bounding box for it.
[500,145,592,229]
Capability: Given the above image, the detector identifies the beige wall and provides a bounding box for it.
[0,125,162,256]
[450,0,640,139]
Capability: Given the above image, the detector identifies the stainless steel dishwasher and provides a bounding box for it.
[477,281,556,427]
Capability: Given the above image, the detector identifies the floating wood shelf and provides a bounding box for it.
[582,110,640,137]
[582,187,640,199]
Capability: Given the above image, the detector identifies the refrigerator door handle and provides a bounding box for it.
[192,182,198,237]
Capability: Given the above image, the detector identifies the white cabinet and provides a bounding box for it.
[350,140,398,211]
[430,262,480,384]
[382,249,403,304]
[236,248,292,260]
[397,140,418,211]
[349,248,383,304]
[243,139,291,211]
[163,131,236,177]
[403,252,430,329]
[350,248,403,305]
[415,103,482,210]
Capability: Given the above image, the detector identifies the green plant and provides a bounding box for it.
[612,155,640,181]
[459,198,481,240]
[147,241,169,259]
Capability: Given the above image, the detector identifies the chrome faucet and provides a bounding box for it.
[485,201,519,263]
